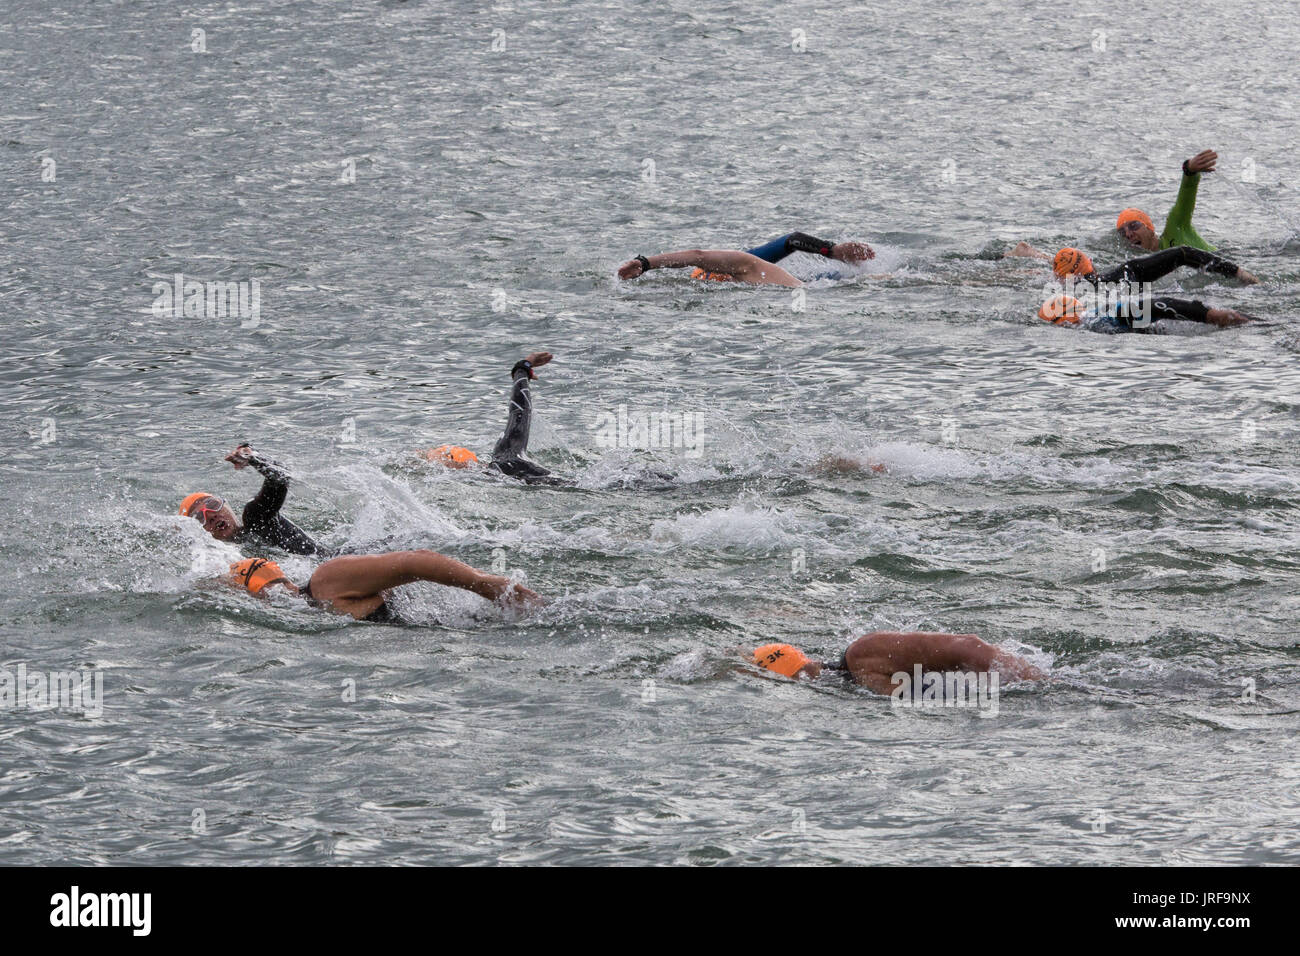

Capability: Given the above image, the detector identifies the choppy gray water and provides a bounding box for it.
[2,0,1299,865]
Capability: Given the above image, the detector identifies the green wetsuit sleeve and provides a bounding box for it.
[1159,171,1215,251]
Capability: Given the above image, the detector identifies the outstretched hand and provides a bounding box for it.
[225,444,255,469]
[502,582,544,609]
[831,241,874,263]
[617,259,645,279]
[1186,149,1218,174]
[1206,308,1250,327]
[525,351,553,369]
[485,575,544,611]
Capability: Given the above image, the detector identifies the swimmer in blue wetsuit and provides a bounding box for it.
[618,231,873,286]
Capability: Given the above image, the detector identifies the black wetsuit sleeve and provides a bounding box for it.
[1119,295,1211,325]
[490,363,553,480]
[243,454,289,516]
[784,232,837,258]
[239,453,325,555]
[1096,246,1240,285]
[492,364,534,462]
[1149,296,1211,323]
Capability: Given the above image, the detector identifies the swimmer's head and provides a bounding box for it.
[1038,295,1085,325]
[690,267,735,283]
[1116,208,1157,250]
[422,445,479,468]
[181,492,239,540]
[752,643,821,679]
[1052,247,1095,279]
[228,558,291,596]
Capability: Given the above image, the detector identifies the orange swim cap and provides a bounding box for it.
[1038,295,1085,325]
[179,492,214,517]
[1116,208,1154,232]
[753,643,812,678]
[229,558,288,595]
[690,267,734,282]
[426,445,479,468]
[1052,247,1095,279]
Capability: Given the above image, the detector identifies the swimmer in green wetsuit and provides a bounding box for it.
[1006,149,1225,261]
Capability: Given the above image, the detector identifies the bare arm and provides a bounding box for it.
[308,550,539,606]
[618,249,801,287]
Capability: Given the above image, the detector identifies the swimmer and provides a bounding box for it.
[1050,245,1257,286]
[1005,149,1224,259]
[226,550,541,623]
[419,352,560,484]
[181,444,329,555]
[752,631,1044,694]
[1037,293,1252,333]
[618,230,873,287]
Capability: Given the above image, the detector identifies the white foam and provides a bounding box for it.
[650,502,799,550]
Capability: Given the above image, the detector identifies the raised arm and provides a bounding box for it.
[1162,150,1216,249]
[491,352,551,464]
[227,443,290,518]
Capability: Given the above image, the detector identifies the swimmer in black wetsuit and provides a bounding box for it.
[420,352,563,484]
[1038,292,1252,333]
[180,444,329,555]
[226,550,542,623]
[1050,245,1258,287]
